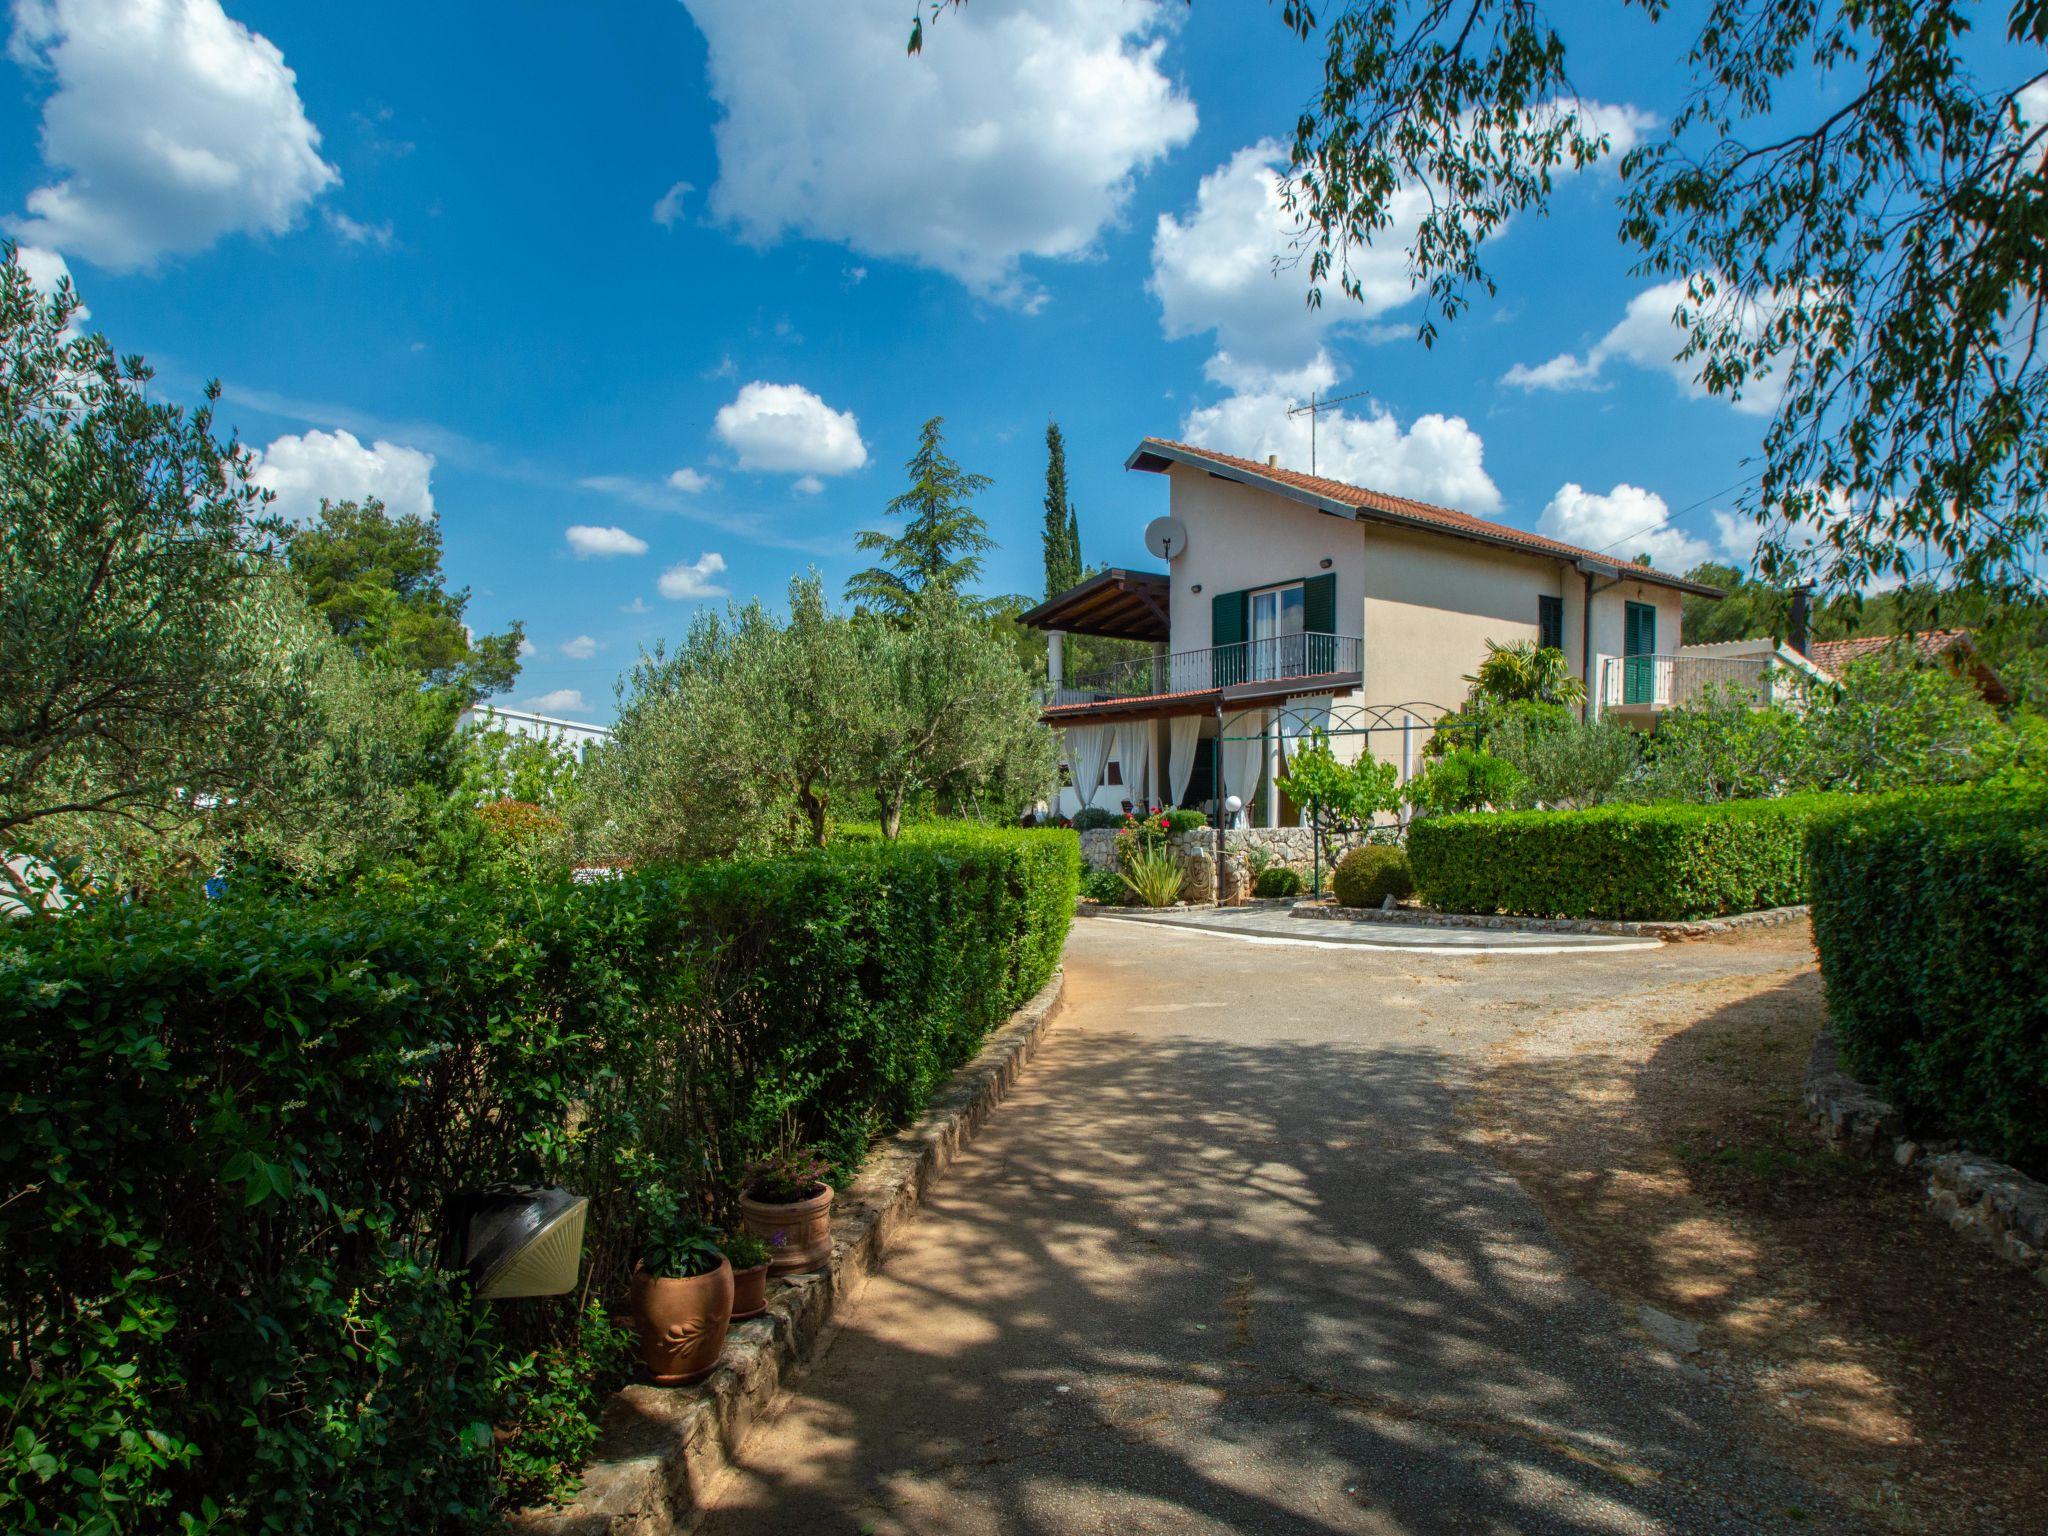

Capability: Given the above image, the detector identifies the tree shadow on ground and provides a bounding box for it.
[1477,968,2048,1536]
[703,1014,1858,1536]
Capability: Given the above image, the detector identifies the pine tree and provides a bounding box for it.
[1042,420,1082,598]
[846,416,994,622]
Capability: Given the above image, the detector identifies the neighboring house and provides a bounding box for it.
[458,704,613,759]
[1020,438,1722,826]
[1807,629,2011,706]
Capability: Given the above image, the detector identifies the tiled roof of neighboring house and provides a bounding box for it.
[1807,630,1971,674]
[1128,438,1726,598]
[1806,629,2010,705]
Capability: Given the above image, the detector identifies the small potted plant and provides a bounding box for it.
[626,1184,733,1385]
[721,1229,773,1320]
[739,1144,835,1275]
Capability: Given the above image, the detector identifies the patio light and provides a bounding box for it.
[441,1184,590,1300]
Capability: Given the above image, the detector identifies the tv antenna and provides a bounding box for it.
[1286,388,1370,477]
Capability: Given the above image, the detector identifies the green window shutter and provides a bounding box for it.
[1211,589,1246,686]
[1302,572,1336,634]
[1538,594,1563,652]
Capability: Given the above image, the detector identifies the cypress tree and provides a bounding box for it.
[1042,421,1081,598]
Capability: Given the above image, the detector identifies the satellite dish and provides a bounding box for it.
[1144,515,1188,562]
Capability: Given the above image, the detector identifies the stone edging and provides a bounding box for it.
[1804,1030,2048,1285]
[1287,902,1811,941]
[507,968,1069,1536]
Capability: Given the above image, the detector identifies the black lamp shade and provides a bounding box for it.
[441,1184,589,1300]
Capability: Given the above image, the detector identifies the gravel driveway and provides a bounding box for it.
[701,916,1859,1535]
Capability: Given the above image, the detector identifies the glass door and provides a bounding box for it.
[1249,583,1305,680]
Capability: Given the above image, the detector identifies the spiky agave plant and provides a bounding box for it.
[1116,845,1183,908]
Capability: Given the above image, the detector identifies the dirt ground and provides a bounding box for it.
[1468,921,2048,1535]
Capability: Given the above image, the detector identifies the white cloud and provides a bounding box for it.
[524,688,588,715]
[560,634,600,660]
[651,179,693,226]
[620,596,650,615]
[666,466,712,493]
[658,551,729,600]
[324,209,393,248]
[685,0,1196,304]
[517,637,537,659]
[249,428,434,523]
[791,474,824,496]
[713,381,867,475]
[1502,278,1781,415]
[12,242,88,331]
[1180,389,1502,513]
[7,0,338,270]
[565,523,649,559]
[2018,80,2048,132]
[1538,482,1712,570]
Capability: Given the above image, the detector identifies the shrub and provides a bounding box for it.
[1407,796,1840,920]
[1404,748,1528,815]
[1161,808,1208,834]
[1078,866,1125,904]
[1253,864,1303,898]
[1071,806,1121,831]
[1808,787,2048,1176]
[0,825,1077,1533]
[1333,844,1414,908]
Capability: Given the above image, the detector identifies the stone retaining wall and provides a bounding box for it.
[507,970,1069,1536]
[1804,1030,2048,1287]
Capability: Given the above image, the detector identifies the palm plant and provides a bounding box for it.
[1464,639,1586,707]
[1116,845,1184,908]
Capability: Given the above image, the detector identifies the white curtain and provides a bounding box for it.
[1115,719,1155,807]
[1167,715,1202,809]
[1277,694,1332,768]
[1065,724,1113,810]
[1219,709,1266,823]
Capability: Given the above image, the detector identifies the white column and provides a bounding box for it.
[1047,630,1064,689]
[1265,721,1279,827]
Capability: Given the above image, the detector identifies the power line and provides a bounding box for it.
[1593,468,1766,561]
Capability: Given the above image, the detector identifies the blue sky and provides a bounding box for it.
[8,1,2032,720]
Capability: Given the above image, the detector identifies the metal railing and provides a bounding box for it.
[1042,634,1363,706]
[1598,652,1782,711]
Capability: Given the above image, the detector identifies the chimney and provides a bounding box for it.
[1788,587,1811,656]
[1267,454,1278,468]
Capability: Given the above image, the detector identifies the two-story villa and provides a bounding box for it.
[1021,438,1724,825]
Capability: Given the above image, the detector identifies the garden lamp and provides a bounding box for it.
[1224,794,1242,829]
[440,1184,589,1300]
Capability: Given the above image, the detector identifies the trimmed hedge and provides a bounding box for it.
[1406,796,1845,920]
[1333,844,1413,909]
[0,826,1076,1534]
[1808,787,2048,1177]
[1253,864,1303,898]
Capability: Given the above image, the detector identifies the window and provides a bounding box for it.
[1105,760,1123,786]
[1538,594,1564,652]
[1248,582,1306,679]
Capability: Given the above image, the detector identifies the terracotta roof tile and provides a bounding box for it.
[1137,437,1723,597]
[1807,630,1973,674]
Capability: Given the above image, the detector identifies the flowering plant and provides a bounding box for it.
[743,1145,834,1204]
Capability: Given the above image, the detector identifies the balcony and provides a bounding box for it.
[1597,651,1787,714]
[1042,634,1363,707]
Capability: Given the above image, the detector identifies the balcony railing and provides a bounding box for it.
[1042,634,1362,706]
[1597,652,1784,712]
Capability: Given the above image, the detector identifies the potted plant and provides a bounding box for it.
[721,1229,773,1320]
[739,1145,835,1275]
[626,1185,733,1385]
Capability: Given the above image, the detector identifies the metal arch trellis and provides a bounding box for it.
[1208,699,1483,897]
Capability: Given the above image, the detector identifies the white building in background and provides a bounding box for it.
[458,704,613,759]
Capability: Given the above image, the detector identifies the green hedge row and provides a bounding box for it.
[0,826,1077,1534]
[1406,795,1846,920]
[1808,787,2048,1178]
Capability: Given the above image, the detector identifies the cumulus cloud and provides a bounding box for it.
[518,637,537,659]
[1502,278,1782,415]
[324,209,393,248]
[651,179,692,226]
[666,466,712,493]
[685,0,1196,304]
[12,242,89,333]
[524,688,588,715]
[565,524,649,559]
[560,634,600,660]
[1538,482,1712,570]
[1180,387,1502,514]
[7,0,338,270]
[713,381,867,475]
[658,551,729,600]
[249,428,434,523]
[792,474,824,496]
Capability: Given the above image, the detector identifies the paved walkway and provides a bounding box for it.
[1086,905,1662,954]
[702,919,1856,1535]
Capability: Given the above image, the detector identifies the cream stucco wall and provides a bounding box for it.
[1587,574,1685,668]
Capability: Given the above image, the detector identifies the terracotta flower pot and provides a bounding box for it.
[627,1257,733,1385]
[740,1183,834,1275]
[730,1262,770,1321]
